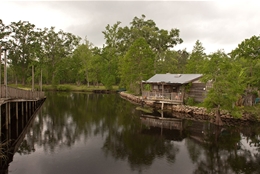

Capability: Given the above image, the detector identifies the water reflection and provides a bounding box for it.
[7,92,260,174]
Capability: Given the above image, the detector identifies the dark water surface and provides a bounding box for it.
[8,92,260,174]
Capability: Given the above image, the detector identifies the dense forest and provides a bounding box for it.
[0,15,260,119]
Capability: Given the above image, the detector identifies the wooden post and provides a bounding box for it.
[161,102,164,110]
[32,64,34,91]
[162,83,164,97]
[8,102,10,124]
[5,103,8,129]
[16,116,19,137]
[0,105,1,137]
[26,101,28,113]
[0,44,2,98]
[4,48,7,98]
[21,102,24,115]
[16,102,18,120]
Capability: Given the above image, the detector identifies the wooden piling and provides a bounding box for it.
[16,102,18,120]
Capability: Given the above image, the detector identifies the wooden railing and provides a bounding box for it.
[0,86,45,100]
[142,91,183,102]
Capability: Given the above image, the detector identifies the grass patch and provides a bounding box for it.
[8,83,119,92]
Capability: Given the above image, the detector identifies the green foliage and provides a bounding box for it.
[185,97,196,106]
[185,40,206,73]
[201,50,246,118]
[185,82,192,93]
[56,85,72,91]
[119,37,155,94]
[143,84,151,91]
[231,35,260,88]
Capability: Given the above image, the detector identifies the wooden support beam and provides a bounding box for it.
[16,102,18,120]
[8,102,11,124]
[5,103,8,129]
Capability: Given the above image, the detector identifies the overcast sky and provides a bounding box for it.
[1,1,259,54]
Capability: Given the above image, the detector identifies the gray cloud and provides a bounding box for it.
[1,1,260,54]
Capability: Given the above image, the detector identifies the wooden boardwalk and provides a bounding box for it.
[0,86,45,100]
[0,86,46,130]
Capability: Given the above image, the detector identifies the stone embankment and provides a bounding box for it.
[119,92,259,125]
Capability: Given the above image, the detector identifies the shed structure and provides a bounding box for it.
[142,74,207,104]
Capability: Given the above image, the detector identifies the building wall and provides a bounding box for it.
[185,83,207,102]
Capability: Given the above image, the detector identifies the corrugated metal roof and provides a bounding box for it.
[144,74,203,84]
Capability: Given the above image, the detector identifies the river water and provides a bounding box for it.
[7,92,260,174]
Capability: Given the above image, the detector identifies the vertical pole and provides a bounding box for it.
[40,68,42,92]
[4,48,7,98]
[0,105,1,137]
[8,102,10,124]
[26,101,28,121]
[16,102,18,120]
[21,101,24,115]
[5,103,8,129]
[16,115,18,137]
[32,64,34,91]
[0,46,1,137]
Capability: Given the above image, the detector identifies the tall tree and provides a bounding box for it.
[42,27,80,85]
[119,37,155,94]
[176,49,189,73]
[185,40,206,73]
[101,22,121,89]
[156,50,178,74]
[231,35,260,106]
[7,21,39,85]
[70,39,93,85]
[201,50,246,125]
[124,14,183,74]
[0,19,10,84]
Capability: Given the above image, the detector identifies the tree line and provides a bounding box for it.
[1,15,260,120]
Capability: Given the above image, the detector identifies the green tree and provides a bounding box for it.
[176,49,189,73]
[7,21,40,85]
[185,40,206,73]
[201,50,246,125]
[42,27,80,85]
[70,39,93,85]
[156,50,178,74]
[119,37,155,94]
[123,14,183,74]
[101,22,122,89]
[231,35,260,106]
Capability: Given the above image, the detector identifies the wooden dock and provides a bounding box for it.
[0,86,46,133]
[0,86,46,173]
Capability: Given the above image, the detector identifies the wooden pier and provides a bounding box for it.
[0,86,46,136]
[0,86,46,173]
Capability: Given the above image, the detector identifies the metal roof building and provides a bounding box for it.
[144,74,203,84]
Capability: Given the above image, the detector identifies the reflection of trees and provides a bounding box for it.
[14,92,260,173]
[102,98,180,172]
[102,128,179,172]
[18,92,121,154]
[184,121,260,174]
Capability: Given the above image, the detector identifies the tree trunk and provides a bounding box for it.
[32,65,34,91]
[215,105,223,126]
[40,69,42,92]
[86,68,89,87]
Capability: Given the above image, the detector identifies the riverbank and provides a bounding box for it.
[9,84,119,93]
[119,91,260,125]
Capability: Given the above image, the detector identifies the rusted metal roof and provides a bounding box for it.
[144,74,203,84]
